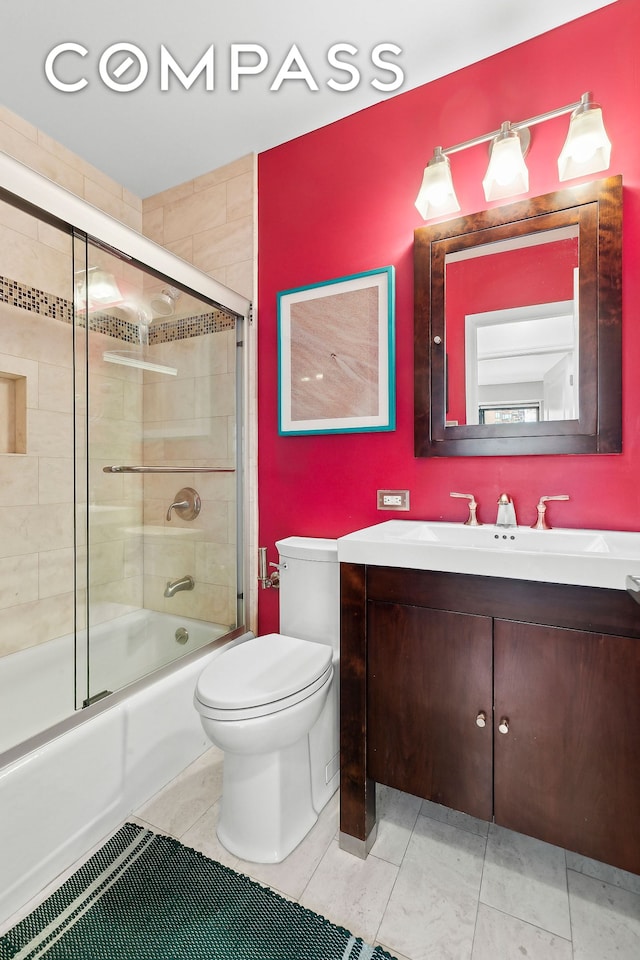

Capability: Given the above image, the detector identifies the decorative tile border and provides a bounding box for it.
[0,275,73,324]
[0,274,237,343]
[151,311,236,344]
[89,311,141,343]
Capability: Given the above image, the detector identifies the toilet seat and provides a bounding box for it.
[194,633,333,721]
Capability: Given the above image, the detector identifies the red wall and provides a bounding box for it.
[257,0,640,633]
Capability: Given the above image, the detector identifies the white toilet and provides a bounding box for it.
[194,537,340,863]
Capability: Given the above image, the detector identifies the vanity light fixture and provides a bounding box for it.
[482,122,530,202]
[414,147,460,219]
[415,92,611,220]
[75,266,124,312]
[558,93,612,181]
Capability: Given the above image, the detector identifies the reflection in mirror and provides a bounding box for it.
[414,176,622,457]
[443,226,580,426]
[466,299,577,424]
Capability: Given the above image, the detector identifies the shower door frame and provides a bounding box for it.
[0,149,254,713]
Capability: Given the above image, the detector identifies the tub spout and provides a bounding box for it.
[164,575,195,598]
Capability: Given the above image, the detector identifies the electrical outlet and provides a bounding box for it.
[377,489,410,511]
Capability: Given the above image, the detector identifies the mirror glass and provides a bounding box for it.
[445,226,579,427]
[414,176,622,457]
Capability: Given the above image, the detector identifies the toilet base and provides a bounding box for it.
[217,736,317,863]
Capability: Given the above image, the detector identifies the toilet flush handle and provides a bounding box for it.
[267,561,285,589]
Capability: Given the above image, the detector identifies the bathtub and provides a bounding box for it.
[0,610,233,756]
[0,611,251,926]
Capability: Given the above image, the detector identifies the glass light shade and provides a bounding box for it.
[415,149,460,219]
[482,130,529,202]
[89,269,122,303]
[558,104,611,181]
[75,267,124,313]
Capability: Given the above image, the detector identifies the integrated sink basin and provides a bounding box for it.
[337,519,640,590]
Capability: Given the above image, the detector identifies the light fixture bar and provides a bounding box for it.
[439,95,590,158]
[416,93,611,220]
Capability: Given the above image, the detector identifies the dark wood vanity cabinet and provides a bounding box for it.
[340,563,640,875]
[493,619,640,872]
[368,602,493,820]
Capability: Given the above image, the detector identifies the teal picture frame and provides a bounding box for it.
[277,266,396,436]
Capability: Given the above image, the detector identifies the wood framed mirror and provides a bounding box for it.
[414,176,622,457]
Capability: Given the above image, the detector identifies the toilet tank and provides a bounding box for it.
[275,537,339,652]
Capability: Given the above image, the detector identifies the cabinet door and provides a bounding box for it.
[367,601,493,821]
[494,619,640,874]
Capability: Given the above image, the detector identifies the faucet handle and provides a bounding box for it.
[450,492,482,526]
[166,486,201,522]
[531,495,570,530]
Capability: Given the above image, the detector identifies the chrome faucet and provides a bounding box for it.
[164,575,195,598]
[496,493,517,528]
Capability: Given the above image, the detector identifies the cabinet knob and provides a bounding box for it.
[475,711,487,728]
[498,717,510,735]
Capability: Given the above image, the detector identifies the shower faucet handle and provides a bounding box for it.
[166,498,189,519]
[166,487,201,521]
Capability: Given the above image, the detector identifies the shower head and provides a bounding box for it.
[150,285,181,318]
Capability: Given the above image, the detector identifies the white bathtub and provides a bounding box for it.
[0,609,231,756]
[0,612,250,926]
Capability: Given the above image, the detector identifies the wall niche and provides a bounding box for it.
[0,371,27,454]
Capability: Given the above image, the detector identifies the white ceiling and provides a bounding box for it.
[0,0,617,198]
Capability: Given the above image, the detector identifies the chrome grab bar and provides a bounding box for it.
[103,465,235,473]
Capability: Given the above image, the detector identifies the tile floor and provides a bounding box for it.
[5,746,640,959]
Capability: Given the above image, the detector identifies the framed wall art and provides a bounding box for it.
[277,266,395,435]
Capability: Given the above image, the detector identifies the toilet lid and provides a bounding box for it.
[196,633,333,711]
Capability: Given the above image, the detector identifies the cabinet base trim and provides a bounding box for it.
[339,825,378,860]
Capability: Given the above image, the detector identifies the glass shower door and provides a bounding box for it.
[0,198,76,755]
[74,236,242,708]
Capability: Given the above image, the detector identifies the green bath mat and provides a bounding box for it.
[0,822,396,959]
